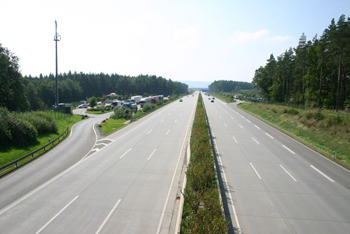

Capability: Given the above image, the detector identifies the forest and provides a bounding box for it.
[0,43,189,112]
[252,14,350,110]
[208,80,254,93]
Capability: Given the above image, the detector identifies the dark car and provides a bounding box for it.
[211,99,214,103]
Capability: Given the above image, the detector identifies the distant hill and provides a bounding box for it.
[176,80,212,88]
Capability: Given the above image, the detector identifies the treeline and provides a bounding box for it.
[0,43,189,112]
[252,14,350,110]
[209,80,254,93]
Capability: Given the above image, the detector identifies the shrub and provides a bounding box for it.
[288,109,299,115]
[111,106,131,119]
[327,115,343,127]
[156,100,164,106]
[0,107,11,142]
[15,112,58,134]
[272,108,277,113]
[314,112,325,121]
[306,112,313,119]
[142,103,155,112]
[8,115,38,146]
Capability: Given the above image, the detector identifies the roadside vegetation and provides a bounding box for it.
[181,94,229,233]
[239,102,350,169]
[0,108,82,169]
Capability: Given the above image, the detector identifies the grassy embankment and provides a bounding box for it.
[181,94,229,233]
[0,113,82,171]
[239,102,350,169]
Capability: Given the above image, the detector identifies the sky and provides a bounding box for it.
[1,0,349,83]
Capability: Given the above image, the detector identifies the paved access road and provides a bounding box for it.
[0,94,197,234]
[0,110,111,210]
[203,94,350,234]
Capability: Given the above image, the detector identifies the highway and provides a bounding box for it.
[203,93,350,234]
[0,95,197,234]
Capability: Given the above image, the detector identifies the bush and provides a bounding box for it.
[15,112,58,134]
[288,109,299,115]
[156,100,164,106]
[111,106,131,119]
[142,103,155,112]
[0,107,11,142]
[327,115,343,127]
[8,116,38,146]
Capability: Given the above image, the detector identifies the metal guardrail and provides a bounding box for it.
[0,127,69,172]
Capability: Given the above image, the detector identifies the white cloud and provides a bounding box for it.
[230,29,269,44]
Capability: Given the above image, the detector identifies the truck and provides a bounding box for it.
[151,96,159,104]
[123,102,132,109]
[130,95,142,104]
[140,97,152,107]
[158,95,164,100]
[111,99,122,109]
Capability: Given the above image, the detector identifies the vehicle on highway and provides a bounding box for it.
[179,99,183,102]
[212,97,215,99]
[211,99,214,102]
[208,98,210,100]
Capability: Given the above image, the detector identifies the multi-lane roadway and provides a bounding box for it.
[203,94,350,234]
[0,95,197,234]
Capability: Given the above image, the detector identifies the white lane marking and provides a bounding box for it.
[241,115,245,118]
[148,149,157,160]
[175,119,177,123]
[91,148,100,152]
[231,116,234,119]
[280,164,297,182]
[250,162,261,179]
[180,113,182,116]
[252,137,260,145]
[160,119,164,123]
[120,148,132,159]
[239,124,243,128]
[95,199,121,234]
[282,145,295,154]
[166,129,170,135]
[254,125,260,129]
[168,113,171,115]
[156,94,197,234]
[147,129,153,135]
[266,133,274,139]
[219,116,222,119]
[36,196,79,234]
[311,165,335,182]
[97,138,114,142]
[233,136,238,143]
[246,119,251,123]
[236,112,239,115]
[224,123,227,127]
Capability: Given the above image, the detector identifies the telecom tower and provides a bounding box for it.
[54,20,61,107]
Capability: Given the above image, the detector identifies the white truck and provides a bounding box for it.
[140,97,152,107]
[111,99,122,108]
[130,95,142,104]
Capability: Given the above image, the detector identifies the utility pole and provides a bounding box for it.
[54,20,61,107]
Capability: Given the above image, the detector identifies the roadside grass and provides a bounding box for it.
[209,92,236,103]
[86,109,112,114]
[99,118,128,136]
[239,103,350,170]
[0,114,83,171]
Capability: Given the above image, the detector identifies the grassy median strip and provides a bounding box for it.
[181,94,229,233]
[239,102,350,170]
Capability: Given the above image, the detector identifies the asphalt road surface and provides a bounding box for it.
[0,95,197,234]
[203,94,350,234]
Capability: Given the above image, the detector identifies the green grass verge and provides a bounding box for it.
[99,118,128,136]
[238,102,350,170]
[86,109,113,114]
[181,94,229,233]
[0,114,83,173]
[209,93,236,103]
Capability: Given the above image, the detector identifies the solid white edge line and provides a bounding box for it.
[265,133,274,139]
[252,137,260,145]
[95,199,121,234]
[166,129,170,135]
[279,164,297,182]
[147,129,153,135]
[147,149,157,160]
[119,148,132,159]
[210,126,241,233]
[156,93,197,234]
[310,165,335,182]
[233,136,238,143]
[282,145,295,154]
[36,196,79,234]
[250,162,261,179]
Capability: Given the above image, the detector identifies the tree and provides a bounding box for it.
[0,44,29,111]
[26,83,42,110]
[89,96,97,107]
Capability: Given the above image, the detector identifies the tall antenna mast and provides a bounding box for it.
[54,20,61,107]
